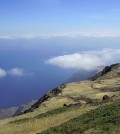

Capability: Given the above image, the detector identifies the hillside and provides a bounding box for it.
[66,66,104,83]
[0,100,36,120]
[0,107,18,120]
[40,99,120,134]
[65,70,96,83]
[19,63,120,115]
[0,63,120,134]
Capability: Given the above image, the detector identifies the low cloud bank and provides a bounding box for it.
[45,49,120,71]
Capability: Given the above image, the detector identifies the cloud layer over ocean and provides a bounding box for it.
[46,49,120,71]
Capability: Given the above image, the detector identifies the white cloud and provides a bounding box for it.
[45,49,120,71]
[0,35,16,40]
[0,68,7,78]
[8,68,25,76]
[0,67,33,78]
[1,32,120,40]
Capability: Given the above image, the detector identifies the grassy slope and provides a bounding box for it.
[0,104,97,134]
[40,99,120,134]
[1,64,120,134]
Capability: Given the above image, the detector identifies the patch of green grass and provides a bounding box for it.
[9,118,30,124]
[39,100,120,134]
[35,106,69,119]
[9,105,80,124]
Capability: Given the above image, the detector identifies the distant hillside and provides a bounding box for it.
[0,100,36,120]
[13,100,37,116]
[66,66,104,83]
[0,107,18,120]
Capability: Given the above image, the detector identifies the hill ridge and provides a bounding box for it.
[90,63,120,80]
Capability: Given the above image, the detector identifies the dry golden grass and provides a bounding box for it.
[61,80,120,100]
[0,105,97,134]
[62,81,99,97]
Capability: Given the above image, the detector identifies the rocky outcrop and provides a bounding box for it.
[102,95,110,101]
[18,84,66,115]
[90,63,119,81]
[63,103,81,108]
[13,100,37,116]
[100,87,120,92]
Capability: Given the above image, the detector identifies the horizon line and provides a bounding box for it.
[0,32,120,40]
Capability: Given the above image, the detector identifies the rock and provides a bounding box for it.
[68,103,81,107]
[100,87,120,92]
[103,95,110,101]
[63,103,81,108]
[63,104,68,107]
[18,84,66,115]
[90,63,119,81]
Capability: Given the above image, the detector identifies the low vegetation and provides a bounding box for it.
[9,106,76,124]
[40,99,120,134]
[0,104,96,134]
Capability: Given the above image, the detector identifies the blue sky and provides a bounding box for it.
[1,0,120,36]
